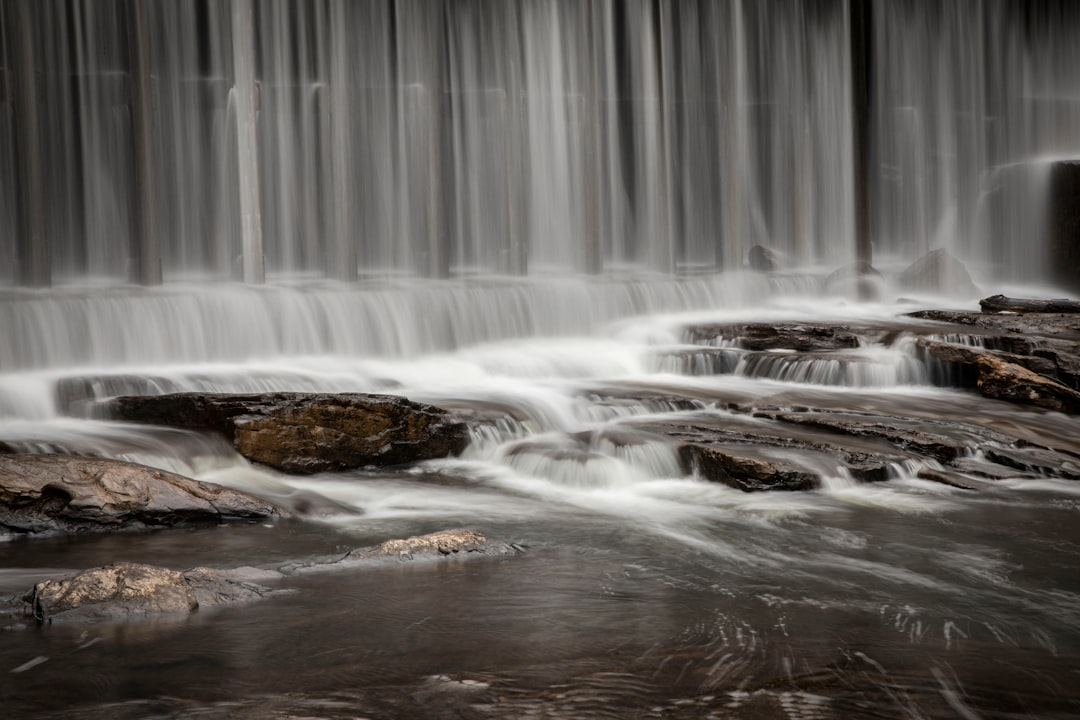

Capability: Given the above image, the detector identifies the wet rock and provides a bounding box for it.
[748,245,782,272]
[897,248,980,297]
[975,355,1080,413]
[759,411,971,463]
[680,444,817,492]
[684,322,864,352]
[638,415,905,485]
[104,392,469,473]
[0,454,284,535]
[23,562,282,624]
[346,528,494,560]
[824,261,885,300]
[908,310,1080,394]
[916,339,1058,387]
[907,309,1080,340]
[55,375,182,416]
[282,529,523,574]
[979,294,1080,314]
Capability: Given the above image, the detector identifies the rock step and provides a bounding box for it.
[103,392,469,474]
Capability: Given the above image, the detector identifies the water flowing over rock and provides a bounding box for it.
[824,261,885,299]
[103,392,470,473]
[748,245,782,272]
[684,322,865,352]
[975,355,1080,413]
[0,454,284,535]
[898,249,980,297]
[910,299,1080,402]
[679,444,818,492]
[23,563,282,624]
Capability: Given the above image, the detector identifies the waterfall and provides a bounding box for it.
[4,0,1076,287]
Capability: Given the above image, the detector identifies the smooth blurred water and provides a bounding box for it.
[3,0,1080,716]
[3,1,1080,284]
[1,280,1079,717]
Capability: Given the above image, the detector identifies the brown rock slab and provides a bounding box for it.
[679,444,818,492]
[0,454,284,535]
[975,355,1080,413]
[104,392,469,473]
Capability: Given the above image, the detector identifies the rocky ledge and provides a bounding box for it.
[103,392,470,473]
[0,454,284,535]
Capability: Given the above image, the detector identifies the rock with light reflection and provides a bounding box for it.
[281,528,523,574]
[0,454,284,535]
[23,562,283,624]
[104,392,470,473]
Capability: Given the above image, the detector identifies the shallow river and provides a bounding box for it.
[2,281,1079,718]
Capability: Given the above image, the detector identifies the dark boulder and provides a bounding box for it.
[898,249,979,297]
[680,444,817,492]
[23,562,282,624]
[0,454,284,535]
[103,392,470,474]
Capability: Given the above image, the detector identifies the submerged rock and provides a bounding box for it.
[0,454,284,535]
[104,392,470,473]
[23,562,282,624]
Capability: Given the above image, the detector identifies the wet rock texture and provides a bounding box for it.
[283,528,523,574]
[14,529,518,625]
[625,295,1080,492]
[0,454,283,534]
[911,299,1080,410]
[23,562,281,623]
[685,322,865,351]
[104,392,469,473]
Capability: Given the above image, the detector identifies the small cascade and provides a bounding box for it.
[733,346,927,387]
[0,275,779,372]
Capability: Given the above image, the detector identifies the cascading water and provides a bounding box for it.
[3,2,1080,718]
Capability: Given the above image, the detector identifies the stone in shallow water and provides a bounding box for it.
[23,562,281,624]
[0,453,284,535]
[282,528,524,574]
